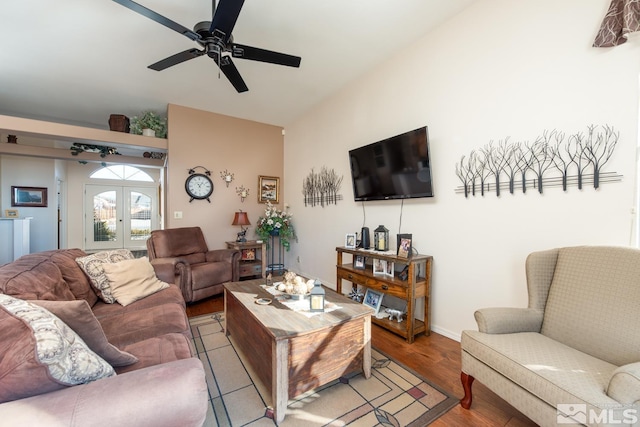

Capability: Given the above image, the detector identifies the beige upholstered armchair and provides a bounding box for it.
[146,227,240,303]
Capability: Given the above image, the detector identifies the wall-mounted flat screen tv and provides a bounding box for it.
[349,126,433,201]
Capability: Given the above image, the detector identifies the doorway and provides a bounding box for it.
[84,184,158,252]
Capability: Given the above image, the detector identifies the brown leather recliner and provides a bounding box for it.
[146,226,240,303]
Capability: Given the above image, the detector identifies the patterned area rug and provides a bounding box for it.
[190,313,458,427]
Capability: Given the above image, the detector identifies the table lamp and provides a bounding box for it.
[232,210,251,242]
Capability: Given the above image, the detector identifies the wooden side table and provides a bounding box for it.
[226,240,267,279]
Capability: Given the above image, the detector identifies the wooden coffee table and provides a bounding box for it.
[223,278,372,423]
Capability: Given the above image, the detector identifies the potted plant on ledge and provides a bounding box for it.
[130,111,167,138]
[255,201,295,250]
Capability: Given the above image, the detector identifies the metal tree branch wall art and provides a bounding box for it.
[455,125,621,198]
[302,166,343,207]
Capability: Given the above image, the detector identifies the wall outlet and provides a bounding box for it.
[174,211,183,219]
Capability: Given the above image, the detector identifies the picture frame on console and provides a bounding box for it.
[353,255,366,270]
[397,234,412,258]
[363,288,384,314]
[385,261,394,278]
[373,258,387,276]
[345,233,357,249]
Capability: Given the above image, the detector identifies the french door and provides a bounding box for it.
[85,185,158,251]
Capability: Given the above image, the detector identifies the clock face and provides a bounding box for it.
[185,173,214,202]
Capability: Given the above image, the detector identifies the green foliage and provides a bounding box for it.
[130,111,167,138]
[94,220,115,241]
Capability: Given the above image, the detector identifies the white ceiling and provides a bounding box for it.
[0,0,475,129]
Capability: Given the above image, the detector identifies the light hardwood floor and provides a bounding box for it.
[187,295,538,427]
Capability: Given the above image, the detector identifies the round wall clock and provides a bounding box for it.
[185,172,214,202]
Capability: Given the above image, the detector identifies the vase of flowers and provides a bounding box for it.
[256,201,295,250]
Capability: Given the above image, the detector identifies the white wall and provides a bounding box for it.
[0,154,58,254]
[283,0,640,339]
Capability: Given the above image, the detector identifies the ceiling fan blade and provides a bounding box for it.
[209,0,245,43]
[217,56,248,92]
[231,44,301,68]
[112,0,200,41]
[149,48,205,71]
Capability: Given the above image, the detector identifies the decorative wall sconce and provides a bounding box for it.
[220,170,235,187]
[231,210,251,242]
[236,185,249,202]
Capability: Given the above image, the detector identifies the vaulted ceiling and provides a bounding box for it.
[0,0,475,129]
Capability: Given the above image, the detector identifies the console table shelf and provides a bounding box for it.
[336,246,432,343]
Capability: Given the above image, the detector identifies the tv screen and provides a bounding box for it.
[349,126,433,201]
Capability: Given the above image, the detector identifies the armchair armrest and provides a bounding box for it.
[607,362,640,405]
[149,257,189,285]
[205,249,240,263]
[474,307,543,334]
[0,358,207,427]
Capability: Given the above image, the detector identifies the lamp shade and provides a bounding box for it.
[232,211,251,226]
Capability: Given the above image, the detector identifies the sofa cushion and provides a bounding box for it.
[115,333,193,375]
[31,299,138,367]
[0,294,115,403]
[462,330,619,409]
[76,249,135,304]
[102,257,170,306]
[91,284,186,320]
[50,249,99,306]
[97,302,190,348]
[0,257,75,301]
[541,246,640,366]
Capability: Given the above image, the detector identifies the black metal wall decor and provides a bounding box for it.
[70,143,120,158]
[302,166,343,207]
[455,125,622,197]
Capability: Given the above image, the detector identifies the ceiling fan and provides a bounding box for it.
[113,0,302,92]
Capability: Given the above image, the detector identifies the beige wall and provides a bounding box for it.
[166,104,284,249]
[284,0,640,339]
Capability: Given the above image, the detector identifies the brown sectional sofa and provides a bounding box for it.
[0,249,208,426]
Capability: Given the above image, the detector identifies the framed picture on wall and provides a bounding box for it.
[258,176,280,204]
[4,209,18,218]
[11,186,48,207]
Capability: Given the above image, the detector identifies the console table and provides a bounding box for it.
[336,246,432,343]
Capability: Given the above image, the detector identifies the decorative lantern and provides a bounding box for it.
[309,280,325,312]
[374,225,389,251]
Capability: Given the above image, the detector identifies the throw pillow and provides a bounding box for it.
[76,249,135,303]
[0,294,115,403]
[31,300,138,367]
[102,257,170,306]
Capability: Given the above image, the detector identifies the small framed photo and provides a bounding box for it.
[4,209,19,218]
[258,176,279,204]
[385,261,394,278]
[353,255,366,270]
[397,233,412,259]
[11,186,48,207]
[241,248,256,261]
[345,233,357,249]
[373,258,387,276]
[363,289,384,314]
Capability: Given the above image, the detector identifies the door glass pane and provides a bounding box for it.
[130,191,151,241]
[93,191,117,242]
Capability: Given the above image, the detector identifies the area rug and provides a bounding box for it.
[190,313,458,427]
